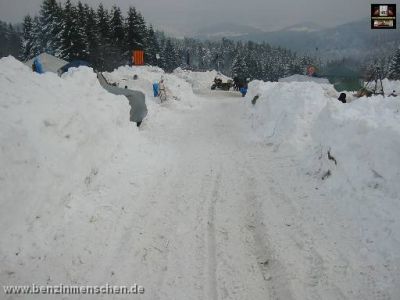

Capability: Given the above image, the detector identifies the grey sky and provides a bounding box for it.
[0,0,395,35]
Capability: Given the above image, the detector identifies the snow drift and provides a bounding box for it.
[279,74,330,84]
[0,56,149,288]
[246,79,400,198]
[103,65,196,104]
[174,68,231,92]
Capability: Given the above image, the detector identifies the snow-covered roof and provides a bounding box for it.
[25,53,68,74]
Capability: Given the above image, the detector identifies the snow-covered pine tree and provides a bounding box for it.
[136,11,148,49]
[39,0,63,55]
[0,22,21,59]
[389,48,400,80]
[231,43,248,79]
[163,38,178,72]
[83,5,99,67]
[110,6,125,50]
[146,25,160,66]
[244,41,259,80]
[96,3,112,70]
[60,0,87,60]
[108,5,126,68]
[125,7,147,55]
[21,15,34,60]
[76,2,88,51]
[30,16,43,57]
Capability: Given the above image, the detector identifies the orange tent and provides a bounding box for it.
[132,50,144,65]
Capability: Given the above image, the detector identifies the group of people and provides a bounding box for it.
[152,77,167,102]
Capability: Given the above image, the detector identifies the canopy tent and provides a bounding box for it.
[25,53,68,74]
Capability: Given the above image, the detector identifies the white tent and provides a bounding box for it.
[25,53,68,74]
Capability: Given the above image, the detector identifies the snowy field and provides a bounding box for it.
[1,56,400,299]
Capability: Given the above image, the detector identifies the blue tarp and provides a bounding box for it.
[33,57,44,74]
[153,82,159,97]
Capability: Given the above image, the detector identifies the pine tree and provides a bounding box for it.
[31,16,43,57]
[163,39,178,72]
[96,3,112,70]
[108,5,126,67]
[21,15,34,60]
[60,0,86,60]
[125,7,147,54]
[0,22,21,58]
[146,25,160,66]
[110,5,125,50]
[39,0,63,55]
[84,5,99,67]
[231,43,248,79]
[76,2,87,41]
[389,48,400,80]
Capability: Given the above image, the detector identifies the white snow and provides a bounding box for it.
[279,74,330,84]
[1,56,400,300]
[174,68,232,92]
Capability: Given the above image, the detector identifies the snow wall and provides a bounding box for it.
[246,79,400,198]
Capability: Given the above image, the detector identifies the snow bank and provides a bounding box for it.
[174,68,231,92]
[0,56,146,286]
[246,79,400,198]
[279,74,330,84]
[246,80,337,148]
[309,98,400,197]
[103,66,195,104]
[381,78,400,95]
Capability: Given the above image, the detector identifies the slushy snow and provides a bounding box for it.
[1,56,400,300]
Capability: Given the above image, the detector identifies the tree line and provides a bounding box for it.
[0,21,21,58]
[18,0,317,79]
[11,0,400,81]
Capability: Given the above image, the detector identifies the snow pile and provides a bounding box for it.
[308,98,400,197]
[103,66,195,104]
[246,79,400,198]
[380,78,400,95]
[279,74,330,84]
[246,80,337,149]
[0,56,149,286]
[174,68,231,92]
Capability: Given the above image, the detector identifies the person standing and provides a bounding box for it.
[158,79,167,102]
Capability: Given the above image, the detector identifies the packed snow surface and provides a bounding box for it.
[1,57,400,300]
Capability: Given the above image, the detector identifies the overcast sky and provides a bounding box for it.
[0,0,395,35]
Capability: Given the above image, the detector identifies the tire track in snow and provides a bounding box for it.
[244,169,295,300]
[207,170,221,300]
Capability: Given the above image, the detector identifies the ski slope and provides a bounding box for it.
[1,56,400,300]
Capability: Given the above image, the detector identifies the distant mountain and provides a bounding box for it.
[194,22,264,40]
[281,22,325,33]
[222,19,400,60]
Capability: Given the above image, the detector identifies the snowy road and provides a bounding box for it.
[1,60,399,300]
[66,92,380,300]
[129,94,294,300]
[103,92,399,300]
